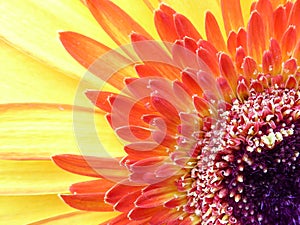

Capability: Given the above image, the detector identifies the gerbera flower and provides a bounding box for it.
[2,0,300,224]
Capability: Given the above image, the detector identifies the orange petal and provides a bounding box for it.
[219,53,238,91]
[128,207,159,220]
[288,0,300,39]
[174,13,202,40]
[60,193,113,211]
[205,11,226,52]
[116,126,152,142]
[85,90,116,112]
[227,31,238,57]
[135,64,162,78]
[242,56,258,80]
[247,11,266,63]
[100,213,146,225]
[70,179,115,194]
[59,31,132,90]
[281,25,297,61]
[269,38,282,74]
[154,4,178,43]
[151,96,180,123]
[105,183,143,205]
[86,0,151,45]
[293,40,300,62]
[52,154,129,181]
[237,80,250,101]
[262,50,274,74]
[114,190,141,212]
[237,28,248,53]
[273,6,288,41]
[193,96,211,117]
[221,0,244,34]
[255,0,274,40]
[135,186,175,208]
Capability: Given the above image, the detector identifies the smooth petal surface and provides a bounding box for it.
[0,0,115,81]
[29,211,119,225]
[162,0,223,38]
[0,194,73,225]
[0,103,123,159]
[0,160,90,194]
[87,0,152,46]
[0,40,80,104]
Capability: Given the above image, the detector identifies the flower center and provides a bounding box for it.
[184,88,300,224]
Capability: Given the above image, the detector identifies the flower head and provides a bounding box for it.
[48,0,300,224]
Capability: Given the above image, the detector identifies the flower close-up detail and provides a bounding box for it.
[1,0,300,224]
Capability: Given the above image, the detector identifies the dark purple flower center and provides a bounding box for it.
[185,88,300,224]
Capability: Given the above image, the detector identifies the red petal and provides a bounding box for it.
[193,96,211,117]
[281,25,297,61]
[205,11,226,51]
[154,4,178,43]
[114,190,141,212]
[237,28,248,53]
[116,126,152,142]
[247,11,266,63]
[262,50,274,74]
[283,58,297,75]
[135,64,162,78]
[219,53,238,91]
[52,154,129,181]
[151,96,180,123]
[85,90,116,112]
[70,179,115,194]
[221,0,244,34]
[273,6,288,41]
[174,13,202,40]
[87,0,151,45]
[181,69,203,97]
[100,213,148,225]
[128,207,159,220]
[255,0,274,40]
[235,46,246,73]
[269,38,282,74]
[164,196,186,208]
[242,56,258,80]
[237,80,250,101]
[216,76,235,103]
[130,32,173,66]
[59,32,131,90]
[149,207,181,224]
[285,75,298,89]
[59,31,110,68]
[60,193,113,211]
[288,0,300,39]
[105,183,143,205]
[293,40,300,63]
[227,31,238,57]
[197,47,219,76]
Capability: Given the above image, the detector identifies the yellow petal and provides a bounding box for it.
[0,0,116,81]
[0,160,90,194]
[111,0,160,39]
[240,0,256,24]
[0,103,123,160]
[0,194,73,225]
[0,40,81,104]
[29,211,119,225]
